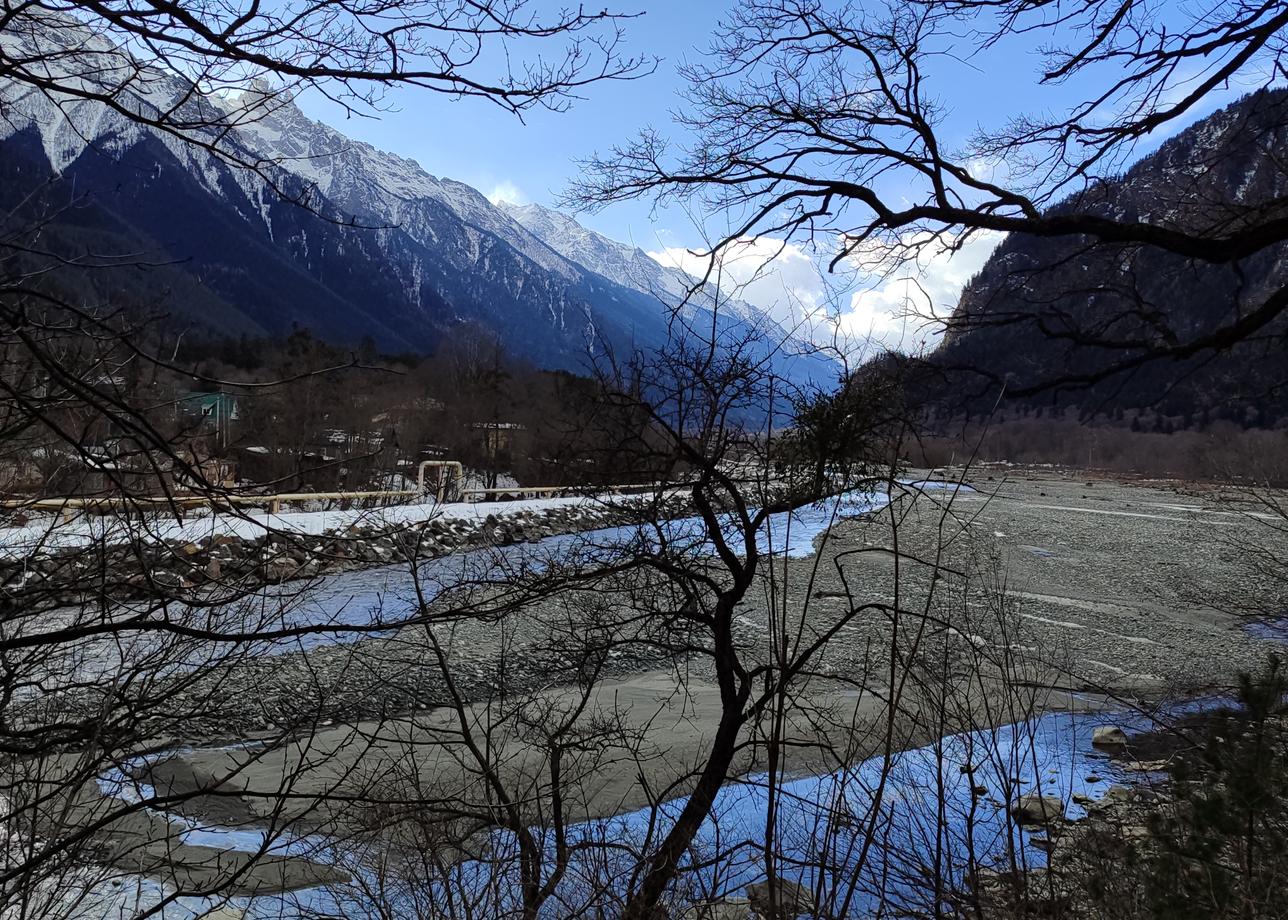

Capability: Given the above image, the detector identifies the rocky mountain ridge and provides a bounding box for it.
[500,201,766,326]
[0,25,829,383]
[933,89,1288,425]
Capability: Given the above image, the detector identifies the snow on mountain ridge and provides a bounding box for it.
[501,201,690,301]
[499,200,778,331]
[0,18,580,284]
[0,22,833,382]
[0,16,775,332]
[227,99,580,281]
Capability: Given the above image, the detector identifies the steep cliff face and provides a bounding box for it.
[936,89,1288,423]
[0,34,830,382]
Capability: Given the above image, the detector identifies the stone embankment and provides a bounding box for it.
[977,709,1277,918]
[2,498,676,601]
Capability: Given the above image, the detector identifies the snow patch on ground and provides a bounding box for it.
[0,492,651,558]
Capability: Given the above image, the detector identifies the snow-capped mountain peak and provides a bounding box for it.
[499,200,781,332]
[0,23,833,383]
[224,95,579,280]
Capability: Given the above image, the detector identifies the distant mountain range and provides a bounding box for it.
[931,89,1288,427]
[0,30,831,386]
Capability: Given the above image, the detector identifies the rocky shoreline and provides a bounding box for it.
[2,495,684,603]
[977,703,1270,919]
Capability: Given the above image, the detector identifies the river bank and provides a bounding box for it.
[91,681,1177,918]
[34,469,1288,915]
[164,468,1284,739]
[0,490,681,603]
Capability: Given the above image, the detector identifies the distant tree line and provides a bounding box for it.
[141,323,661,496]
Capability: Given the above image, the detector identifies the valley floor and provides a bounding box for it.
[51,470,1288,905]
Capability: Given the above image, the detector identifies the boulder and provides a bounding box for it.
[1010,793,1065,825]
[681,899,752,920]
[1029,835,1056,853]
[1092,785,1134,811]
[746,879,814,919]
[150,570,189,591]
[264,561,295,583]
[1091,725,1129,750]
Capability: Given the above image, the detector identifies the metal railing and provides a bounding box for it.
[458,483,657,502]
[0,463,659,518]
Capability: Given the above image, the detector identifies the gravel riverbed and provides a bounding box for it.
[173,470,1287,741]
[41,469,1288,906]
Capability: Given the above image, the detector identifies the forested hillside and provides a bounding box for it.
[933,89,1288,429]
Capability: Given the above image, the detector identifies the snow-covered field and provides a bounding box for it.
[0,479,970,561]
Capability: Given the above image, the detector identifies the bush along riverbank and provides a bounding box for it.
[978,655,1288,919]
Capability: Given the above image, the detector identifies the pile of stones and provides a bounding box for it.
[1,499,681,602]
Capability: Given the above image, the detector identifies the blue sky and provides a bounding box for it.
[293,1,1273,352]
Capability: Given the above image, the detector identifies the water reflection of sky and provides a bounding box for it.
[1245,617,1288,643]
[61,481,971,669]
[259,480,972,654]
[91,702,1162,920]
[77,479,998,918]
[387,707,1147,920]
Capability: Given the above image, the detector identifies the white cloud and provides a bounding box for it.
[647,230,1004,357]
[486,181,527,206]
[965,156,1011,186]
[838,230,1004,354]
[647,237,827,328]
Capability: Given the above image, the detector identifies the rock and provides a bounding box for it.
[1010,793,1065,825]
[1091,725,1129,750]
[264,561,295,582]
[1092,785,1134,810]
[682,899,752,920]
[151,570,189,591]
[1029,835,1056,853]
[746,879,814,919]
